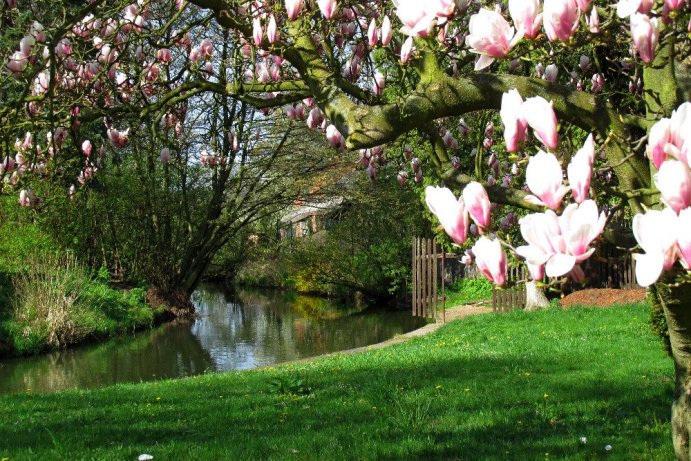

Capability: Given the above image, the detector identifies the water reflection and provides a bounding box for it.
[0,285,426,394]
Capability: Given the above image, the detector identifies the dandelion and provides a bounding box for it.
[605,444,613,452]
[579,436,587,444]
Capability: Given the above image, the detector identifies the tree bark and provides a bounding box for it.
[524,281,550,311]
[652,281,691,461]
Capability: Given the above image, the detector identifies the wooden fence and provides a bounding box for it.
[411,237,445,322]
[492,266,527,312]
[586,243,637,289]
[414,237,637,316]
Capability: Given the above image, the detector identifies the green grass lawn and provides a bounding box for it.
[0,303,674,460]
[444,277,494,307]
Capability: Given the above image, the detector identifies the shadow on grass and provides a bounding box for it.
[0,305,675,460]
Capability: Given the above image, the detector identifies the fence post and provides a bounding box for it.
[442,245,446,324]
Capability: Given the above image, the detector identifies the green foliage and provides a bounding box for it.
[445,277,494,307]
[267,376,311,397]
[0,303,673,459]
[0,214,154,357]
[234,170,431,301]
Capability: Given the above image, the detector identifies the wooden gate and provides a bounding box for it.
[492,266,527,312]
[411,237,446,322]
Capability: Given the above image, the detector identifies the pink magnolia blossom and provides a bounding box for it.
[632,207,680,286]
[630,13,659,64]
[587,6,600,32]
[516,200,606,278]
[284,0,304,20]
[465,8,523,71]
[325,124,344,147]
[654,160,691,214]
[567,134,595,203]
[393,0,437,37]
[107,127,129,148]
[381,15,393,46]
[20,35,34,57]
[267,15,278,43]
[462,181,491,229]
[306,107,324,128]
[400,36,414,63]
[367,18,378,47]
[29,21,45,42]
[433,0,456,17]
[543,0,580,43]
[56,38,72,57]
[509,0,543,40]
[667,103,691,166]
[373,72,385,97]
[617,0,654,18]
[523,97,559,149]
[7,51,27,76]
[472,237,507,286]
[270,63,281,81]
[160,148,171,164]
[317,0,337,19]
[252,17,264,46]
[544,64,558,82]
[199,38,213,59]
[0,156,15,176]
[189,47,201,63]
[665,0,685,11]
[500,89,527,152]
[525,151,569,210]
[677,208,691,269]
[156,48,172,64]
[18,189,34,207]
[526,261,545,281]
[82,140,93,157]
[425,186,469,245]
[646,118,671,168]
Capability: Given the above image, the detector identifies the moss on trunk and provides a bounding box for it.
[652,281,691,461]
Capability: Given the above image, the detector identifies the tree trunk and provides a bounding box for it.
[652,281,691,461]
[524,281,550,311]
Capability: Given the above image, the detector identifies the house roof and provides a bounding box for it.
[280,197,344,225]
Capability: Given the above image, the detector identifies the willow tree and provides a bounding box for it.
[2,0,691,456]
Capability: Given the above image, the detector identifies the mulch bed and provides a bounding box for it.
[560,288,647,308]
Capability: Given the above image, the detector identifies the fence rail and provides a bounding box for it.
[492,266,527,312]
[587,243,637,289]
[411,237,445,322]
[413,236,638,316]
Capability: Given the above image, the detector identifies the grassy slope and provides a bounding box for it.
[0,303,673,460]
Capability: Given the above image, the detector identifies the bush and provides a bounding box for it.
[3,251,154,356]
[11,252,91,349]
[445,277,493,306]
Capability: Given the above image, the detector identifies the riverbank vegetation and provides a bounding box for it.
[0,213,159,357]
[0,302,673,460]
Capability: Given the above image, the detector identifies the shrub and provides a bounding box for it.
[11,252,91,349]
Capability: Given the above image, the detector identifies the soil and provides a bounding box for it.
[560,288,647,308]
[146,287,196,320]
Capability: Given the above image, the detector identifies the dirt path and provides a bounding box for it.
[286,303,493,365]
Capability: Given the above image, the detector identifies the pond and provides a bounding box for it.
[0,285,427,395]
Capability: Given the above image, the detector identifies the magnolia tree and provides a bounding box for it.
[1,0,691,456]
